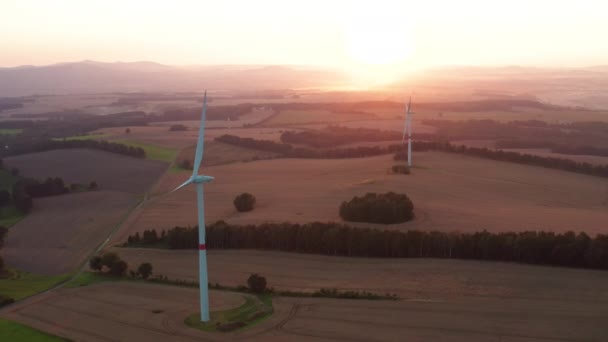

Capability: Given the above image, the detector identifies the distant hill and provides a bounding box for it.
[0,61,348,96]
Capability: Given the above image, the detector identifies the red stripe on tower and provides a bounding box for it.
[199,244,206,250]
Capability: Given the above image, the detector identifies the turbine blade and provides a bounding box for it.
[172,178,193,193]
[192,91,208,176]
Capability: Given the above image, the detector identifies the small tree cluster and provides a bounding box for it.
[391,164,410,175]
[179,159,192,170]
[247,273,267,294]
[89,252,128,276]
[339,192,415,224]
[126,229,165,245]
[169,124,188,132]
[234,193,256,212]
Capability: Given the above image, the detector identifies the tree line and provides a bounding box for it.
[280,126,434,148]
[216,134,608,178]
[2,139,145,159]
[123,221,608,270]
[496,139,608,157]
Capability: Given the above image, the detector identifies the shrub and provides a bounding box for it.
[339,192,414,224]
[109,260,128,276]
[391,165,410,175]
[101,252,120,269]
[234,193,256,212]
[247,273,267,294]
[137,262,153,279]
[0,226,7,247]
[89,181,98,190]
[89,256,103,272]
[179,159,192,170]
[0,295,14,307]
[0,190,11,206]
[169,124,188,131]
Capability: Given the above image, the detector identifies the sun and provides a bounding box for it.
[343,2,416,84]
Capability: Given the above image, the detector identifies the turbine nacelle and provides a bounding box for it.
[193,175,214,184]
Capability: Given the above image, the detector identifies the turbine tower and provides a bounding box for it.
[401,96,414,167]
[172,91,214,322]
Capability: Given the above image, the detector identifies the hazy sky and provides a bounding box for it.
[2,0,607,71]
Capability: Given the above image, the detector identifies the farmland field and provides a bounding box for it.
[3,255,608,341]
[3,191,138,275]
[4,149,167,194]
[1,282,255,342]
[112,151,608,244]
[176,141,279,168]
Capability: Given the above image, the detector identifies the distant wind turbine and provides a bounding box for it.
[401,96,414,167]
[172,91,214,322]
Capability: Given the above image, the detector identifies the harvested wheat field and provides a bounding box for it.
[177,141,279,167]
[0,282,261,342]
[114,249,608,302]
[113,151,608,244]
[3,191,138,275]
[4,259,607,341]
[5,149,167,194]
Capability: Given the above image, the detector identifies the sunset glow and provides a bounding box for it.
[1,0,608,73]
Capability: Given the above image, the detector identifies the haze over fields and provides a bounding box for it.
[2,1,608,341]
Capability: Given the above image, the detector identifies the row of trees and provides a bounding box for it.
[496,139,608,157]
[394,143,608,178]
[339,192,415,224]
[123,221,608,270]
[280,127,401,148]
[89,252,154,279]
[2,139,145,159]
[217,133,608,179]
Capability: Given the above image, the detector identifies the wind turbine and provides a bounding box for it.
[401,96,414,167]
[172,91,214,322]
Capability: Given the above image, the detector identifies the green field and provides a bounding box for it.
[64,272,117,288]
[0,169,25,227]
[114,140,177,162]
[0,205,25,227]
[0,269,71,301]
[0,128,23,136]
[0,169,21,191]
[0,319,69,342]
[57,133,105,141]
[185,294,273,333]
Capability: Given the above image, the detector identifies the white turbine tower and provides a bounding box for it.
[172,91,214,322]
[401,96,414,167]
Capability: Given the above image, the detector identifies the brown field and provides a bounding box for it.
[114,249,608,302]
[5,149,167,194]
[3,191,138,275]
[264,109,374,126]
[113,151,608,244]
[3,256,607,341]
[1,282,254,342]
[502,148,608,166]
[177,141,279,167]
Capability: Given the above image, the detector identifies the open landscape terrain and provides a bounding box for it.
[2,66,608,342]
[2,256,607,341]
[113,151,608,245]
